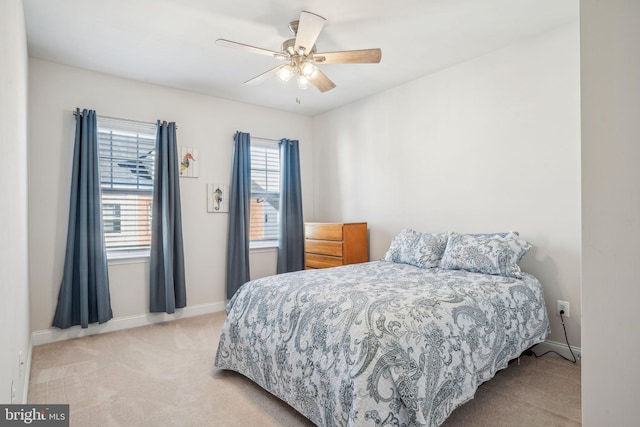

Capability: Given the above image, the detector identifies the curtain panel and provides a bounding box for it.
[277,139,305,273]
[149,121,186,313]
[53,108,112,329]
[226,131,251,298]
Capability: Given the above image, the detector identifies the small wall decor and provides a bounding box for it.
[179,146,199,178]
[207,183,227,213]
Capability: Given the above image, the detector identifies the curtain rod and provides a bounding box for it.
[252,136,281,143]
[72,111,177,128]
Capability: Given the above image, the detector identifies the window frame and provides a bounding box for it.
[96,116,157,260]
[249,138,281,250]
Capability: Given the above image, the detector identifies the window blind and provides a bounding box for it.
[250,139,280,242]
[97,117,157,254]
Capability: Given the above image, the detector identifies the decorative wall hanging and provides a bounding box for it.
[207,183,227,212]
[179,146,199,178]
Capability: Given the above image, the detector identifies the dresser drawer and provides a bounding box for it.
[305,223,343,241]
[305,239,343,257]
[305,253,343,269]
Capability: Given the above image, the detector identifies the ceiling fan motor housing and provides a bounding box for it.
[282,38,316,57]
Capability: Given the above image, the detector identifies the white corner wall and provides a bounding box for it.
[581,1,640,425]
[312,23,581,347]
[28,59,314,336]
[0,0,31,403]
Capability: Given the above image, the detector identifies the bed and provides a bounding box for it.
[215,231,549,426]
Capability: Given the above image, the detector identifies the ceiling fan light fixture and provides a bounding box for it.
[297,74,310,90]
[300,61,319,80]
[277,64,294,82]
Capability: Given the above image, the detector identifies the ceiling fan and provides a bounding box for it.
[216,11,382,93]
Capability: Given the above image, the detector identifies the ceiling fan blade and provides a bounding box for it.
[313,49,382,64]
[244,64,287,85]
[216,39,288,59]
[295,11,326,56]
[311,70,336,93]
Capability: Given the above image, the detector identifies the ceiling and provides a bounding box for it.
[23,0,578,116]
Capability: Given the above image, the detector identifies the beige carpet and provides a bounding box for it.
[28,312,581,426]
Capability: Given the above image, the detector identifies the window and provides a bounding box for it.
[250,139,280,247]
[102,204,122,233]
[97,116,157,256]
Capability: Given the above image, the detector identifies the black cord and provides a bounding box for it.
[525,311,577,363]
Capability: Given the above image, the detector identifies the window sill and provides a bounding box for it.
[250,241,279,252]
[107,250,150,265]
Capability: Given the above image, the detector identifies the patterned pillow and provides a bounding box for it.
[383,229,449,268]
[412,232,450,268]
[470,231,519,239]
[439,233,531,278]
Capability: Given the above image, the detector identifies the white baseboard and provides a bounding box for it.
[31,301,226,347]
[532,339,582,361]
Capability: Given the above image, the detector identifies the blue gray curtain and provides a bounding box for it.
[53,109,112,329]
[277,139,305,273]
[149,121,186,313]
[226,131,251,298]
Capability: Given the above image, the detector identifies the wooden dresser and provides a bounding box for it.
[305,222,368,269]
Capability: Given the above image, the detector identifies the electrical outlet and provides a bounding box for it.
[557,300,570,318]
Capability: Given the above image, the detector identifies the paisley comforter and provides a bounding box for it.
[215,261,549,426]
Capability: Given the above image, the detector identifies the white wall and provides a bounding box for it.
[312,23,581,347]
[581,1,640,425]
[28,59,313,334]
[0,0,31,403]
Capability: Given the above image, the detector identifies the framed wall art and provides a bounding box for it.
[207,183,227,213]
[179,146,199,178]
